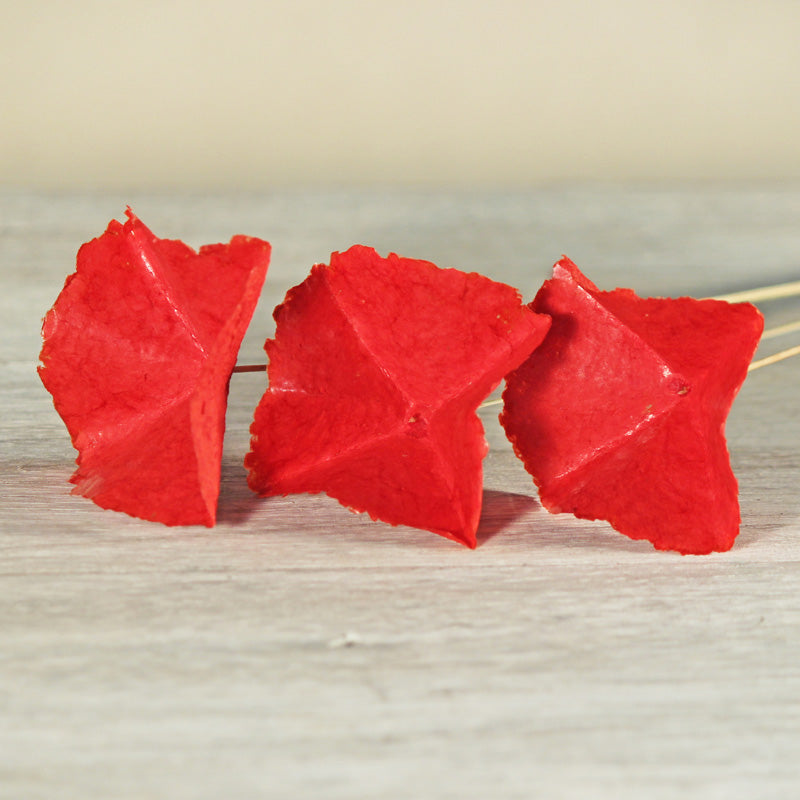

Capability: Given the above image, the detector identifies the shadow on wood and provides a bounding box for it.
[476,489,539,547]
[215,460,263,525]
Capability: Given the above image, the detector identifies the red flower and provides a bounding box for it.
[246,245,550,546]
[39,209,270,526]
[501,257,763,554]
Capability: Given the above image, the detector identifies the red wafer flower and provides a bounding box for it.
[245,245,551,547]
[500,257,764,554]
[38,209,270,526]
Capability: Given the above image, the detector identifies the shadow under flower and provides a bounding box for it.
[214,459,264,525]
[475,488,539,547]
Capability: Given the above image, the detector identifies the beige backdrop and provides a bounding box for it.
[2,0,799,189]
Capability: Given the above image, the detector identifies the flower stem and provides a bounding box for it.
[748,344,800,372]
[712,280,800,304]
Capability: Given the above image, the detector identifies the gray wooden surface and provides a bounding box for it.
[2,189,799,799]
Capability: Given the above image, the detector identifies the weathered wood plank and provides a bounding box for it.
[2,189,799,799]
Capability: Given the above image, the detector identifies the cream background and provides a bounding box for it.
[1,0,799,189]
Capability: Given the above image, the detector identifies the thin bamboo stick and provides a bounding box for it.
[479,398,504,410]
[712,280,800,304]
[761,320,800,341]
[233,281,800,382]
[748,344,800,372]
[232,364,267,373]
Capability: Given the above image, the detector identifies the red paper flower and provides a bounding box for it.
[500,257,763,554]
[245,245,551,547]
[38,209,270,526]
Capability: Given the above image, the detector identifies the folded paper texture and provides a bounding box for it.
[501,257,764,554]
[245,245,551,547]
[38,209,270,526]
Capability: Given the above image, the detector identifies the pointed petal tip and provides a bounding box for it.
[461,533,478,550]
[551,256,600,292]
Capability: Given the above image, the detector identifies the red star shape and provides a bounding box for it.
[501,257,763,554]
[39,209,270,526]
[246,245,550,546]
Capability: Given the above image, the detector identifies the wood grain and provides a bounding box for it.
[1,189,799,799]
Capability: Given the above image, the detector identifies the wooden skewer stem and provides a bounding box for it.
[232,307,800,393]
[481,339,800,406]
[748,344,800,372]
[760,320,800,341]
[230,346,798,409]
[232,317,798,373]
[231,364,267,373]
[712,279,800,304]
[234,335,800,395]
[479,398,504,410]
